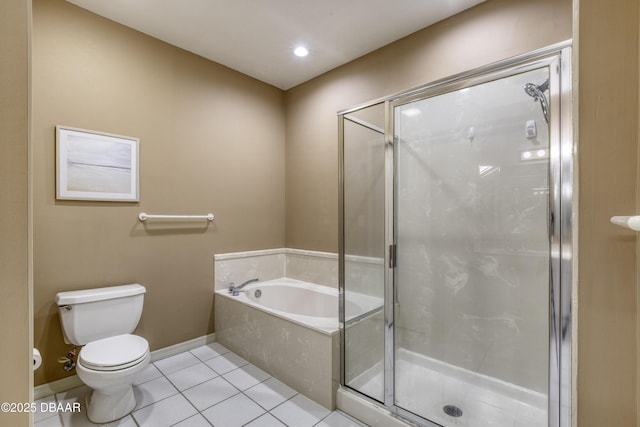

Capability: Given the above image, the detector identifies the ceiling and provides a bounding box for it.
[66,0,486,90]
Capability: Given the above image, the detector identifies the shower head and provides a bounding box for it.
[524,82,540,98]
[524,80,548,98]
[524,79,550,124]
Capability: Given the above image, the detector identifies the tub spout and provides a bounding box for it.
[228,278,259,296]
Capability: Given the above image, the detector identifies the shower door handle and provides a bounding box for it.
[388,244,396,268]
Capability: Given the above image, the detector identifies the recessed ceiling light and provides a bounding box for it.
[293,46,309,57]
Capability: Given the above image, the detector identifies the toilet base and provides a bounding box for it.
[74,339,150,424]
[85,385,136,424]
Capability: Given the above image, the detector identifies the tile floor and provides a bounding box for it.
[34,342,367,427]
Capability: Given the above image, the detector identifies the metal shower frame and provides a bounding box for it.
[338,40,573,427]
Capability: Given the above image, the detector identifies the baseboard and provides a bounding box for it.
[149,333,216,362]
[34,333,216,400]
[34,375,83,401]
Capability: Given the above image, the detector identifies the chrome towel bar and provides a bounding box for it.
[138,212,214,222]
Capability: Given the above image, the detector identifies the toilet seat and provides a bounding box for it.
[79,334,149,372]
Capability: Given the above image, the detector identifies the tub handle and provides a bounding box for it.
[228,278,259,296]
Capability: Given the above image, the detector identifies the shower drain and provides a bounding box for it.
[443,405,463,418]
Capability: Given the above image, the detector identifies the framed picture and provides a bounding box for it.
[56,126,139,201]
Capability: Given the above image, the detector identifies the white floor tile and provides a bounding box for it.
[172,413,212,427]
[58,409,94,427]
[40,347,353,427]
[133,376,178,409]
[100,415,138,427]
[34,414,63,427]
[166,362,218,391]
[35,394,59,423]
[182,376,239,411]
[271,394,331,427]
[316,411,367,427]
[55,385,93,427]
[55,385,91,405]
[153,352,201,375]
[205,352,248,374]
[245,377,297,411]
[244,413,287,427]
[133,363,163,386]
[132,394,197,427]
[190,342,230,361]
[201,393,265,427]
[222,363,271,390]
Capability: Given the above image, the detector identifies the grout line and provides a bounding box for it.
[313,412,331,426]
[174,386,206,427]
[131,389,180,414]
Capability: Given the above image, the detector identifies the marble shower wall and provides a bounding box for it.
[394,68,551,394]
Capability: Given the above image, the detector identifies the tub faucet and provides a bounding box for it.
[228,278,259,296]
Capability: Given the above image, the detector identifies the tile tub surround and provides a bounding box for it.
[34,343,366,427]
[215,293,340,410]
[214,248,338,290]
[214,248,384,297]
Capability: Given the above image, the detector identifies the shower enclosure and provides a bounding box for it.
[338,43,572,427]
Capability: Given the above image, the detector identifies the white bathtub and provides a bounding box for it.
[224,278,338,333]
[216,277,382,334]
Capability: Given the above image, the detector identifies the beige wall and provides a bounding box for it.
[0,0,32,425]
[285,0,572,252]
[32,0,286,385]
[575,1,639,426]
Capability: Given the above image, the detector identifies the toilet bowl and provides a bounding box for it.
[76,334,150,423]
[56,284,149,424]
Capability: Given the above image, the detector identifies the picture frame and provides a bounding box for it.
[56,126,139,202]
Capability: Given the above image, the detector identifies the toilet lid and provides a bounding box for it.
[79,334,149,371]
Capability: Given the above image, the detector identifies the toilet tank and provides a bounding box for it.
[56,284,146,345]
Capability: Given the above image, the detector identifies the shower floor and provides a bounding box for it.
[348,348,547,427]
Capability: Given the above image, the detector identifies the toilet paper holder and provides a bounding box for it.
[33,348,42,371]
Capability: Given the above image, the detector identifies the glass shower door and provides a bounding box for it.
[341,103,386,403]
[393,68,551,426]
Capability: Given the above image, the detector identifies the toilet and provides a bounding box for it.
[56,284,150,424]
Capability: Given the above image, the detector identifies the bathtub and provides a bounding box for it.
[221,278,340,333]
[217,277,382,333]
[215,277,381,409]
